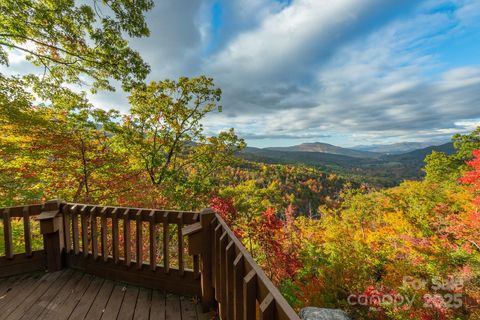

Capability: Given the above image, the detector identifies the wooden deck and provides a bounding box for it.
[0,269,211,320]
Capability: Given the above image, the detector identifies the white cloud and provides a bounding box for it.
[209,0,415,84]
[2,0,480,146]
[128,0,213,79]
[203,0,480,145]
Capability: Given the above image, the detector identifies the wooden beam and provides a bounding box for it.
[177,212,184,276]
[226,241,236,320]
[243,270,257,320]
[199,208,215,311]
[38,200,65,272]
[149,210,157,271]
[71,205,80,255]
[124,209,131,267]
[101,207,108,262]
[3,209,13,259]
[136,211,143,269]
[260,293,275,319]
[91,207,98,260]
[233,254,245,320]
[22,206,32,256]
[112,208,119,264]
[163,212,169,273]
[80,205,89,257]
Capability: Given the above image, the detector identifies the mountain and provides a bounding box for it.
[352,141,448,154]
[265,142,380,158]
[382,142,455,162]
[239,142,455,187]
[242,146,374,167]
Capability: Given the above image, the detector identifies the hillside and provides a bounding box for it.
[382,142,455,162]
[243,146,373,166]
[352,141,446,154]
[240,142,455,186]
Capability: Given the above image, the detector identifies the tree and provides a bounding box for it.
[461,149,480,206]
[39,103,132,203]
[424,127,480,182]
[0,95,134,205]
[449,149,480,253]
[0,0,152,94]
[119,76,245,208]
[0,0,154,146]
[0,0,154,205]
[215,180,283,254]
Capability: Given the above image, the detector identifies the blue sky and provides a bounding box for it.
[6,0,480,148]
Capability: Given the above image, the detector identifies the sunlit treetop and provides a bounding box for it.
[0,0,153,94]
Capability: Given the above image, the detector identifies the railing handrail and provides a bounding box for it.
[62,202,200,224]
[214,213,300,320]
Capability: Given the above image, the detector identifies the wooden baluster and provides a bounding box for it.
[3,208,13,259]
[193,254,200,279]
[62,205,71,254]
[211,218,218,292]
[177,212,184,276]
[162,212,169,273]
[212,220,216,287]
[81,206,89,257]
[124,209,131,267]
[136,210,143,269]
[225,241,235,320]
[100,207,108,262]
[149,210,157,271]
[260,293,275,320]
[91,206,98,260]
[243,270,257,320]
[214,224,222,301]
[71,205,80,255]
[112,208,119,264]
[199,208,215,311]
[233,254,245,320]
[22,206,32,256]
[219,231,228,319]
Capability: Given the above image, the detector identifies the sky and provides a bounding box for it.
[7,0,480,148]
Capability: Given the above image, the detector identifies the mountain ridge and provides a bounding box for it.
[352,141,449,154]
[265,142,380,158]
[239,142,455,186]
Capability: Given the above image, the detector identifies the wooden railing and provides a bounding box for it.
[0,203,46,276]
[0,200,300,320]
[62,200,201,296]
[184,210,300,320]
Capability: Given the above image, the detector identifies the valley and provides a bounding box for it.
[240,141,455,187]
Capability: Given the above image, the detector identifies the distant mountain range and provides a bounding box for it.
[266,142,380,158]
[263,141,450,158]
[239,141,455,186]
[352,141,449,154]
[383,142,455,162]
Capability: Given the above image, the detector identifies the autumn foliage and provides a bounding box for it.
[461,149,480,206]
[206,144,480,319]
[2,3,479,318]
[2,83,480,318]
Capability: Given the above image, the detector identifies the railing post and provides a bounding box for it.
[38,199,65,272]
[200,208,215,311]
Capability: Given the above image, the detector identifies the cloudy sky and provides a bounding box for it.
[9,0,480,147]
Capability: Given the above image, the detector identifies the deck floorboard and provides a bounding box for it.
[0,270,209,320]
